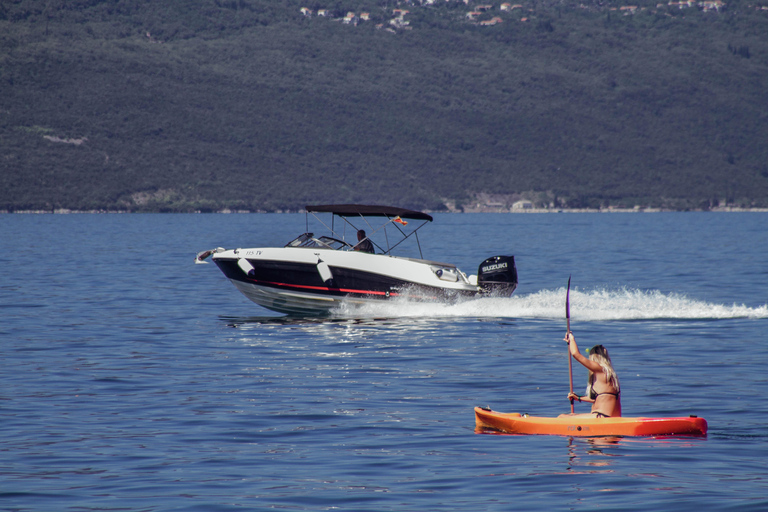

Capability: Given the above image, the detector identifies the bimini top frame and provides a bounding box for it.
[304,204,433,258]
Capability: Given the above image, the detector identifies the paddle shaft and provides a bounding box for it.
[566,277,574,413]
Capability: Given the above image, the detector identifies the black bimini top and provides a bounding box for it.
[306,204,433,222]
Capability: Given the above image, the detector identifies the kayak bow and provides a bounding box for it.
[475,407,707,437]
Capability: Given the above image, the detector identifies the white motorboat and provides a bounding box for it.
[196,204,517,315]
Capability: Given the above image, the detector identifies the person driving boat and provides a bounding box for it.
[354,229,374,253]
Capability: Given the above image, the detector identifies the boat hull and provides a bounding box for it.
[226,278,419,315]
[212,247,483,315]
[474,407,707,437]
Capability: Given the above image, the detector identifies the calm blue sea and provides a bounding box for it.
[1,212,767,511]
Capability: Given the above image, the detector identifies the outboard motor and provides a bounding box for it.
[478,255,518,295]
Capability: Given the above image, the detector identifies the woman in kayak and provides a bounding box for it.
[561,332,622,418]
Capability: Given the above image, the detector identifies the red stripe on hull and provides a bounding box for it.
[244,276,401,297]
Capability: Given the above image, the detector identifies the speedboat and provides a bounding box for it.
[195,204,518,315]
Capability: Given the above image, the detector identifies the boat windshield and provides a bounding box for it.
[285,233,352,251]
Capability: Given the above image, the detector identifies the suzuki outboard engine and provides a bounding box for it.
[478,255,518,296]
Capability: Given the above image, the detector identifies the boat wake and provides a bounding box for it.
[332,287,768,321]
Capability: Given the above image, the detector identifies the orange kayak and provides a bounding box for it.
[474,406,707,437]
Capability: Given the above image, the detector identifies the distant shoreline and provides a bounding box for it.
[3,207,768,214]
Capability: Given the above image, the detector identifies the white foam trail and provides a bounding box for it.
[332,287,768,320]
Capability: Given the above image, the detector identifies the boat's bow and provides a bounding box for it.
[195,247,224,264]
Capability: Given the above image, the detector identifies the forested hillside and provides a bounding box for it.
[2,0,768,212]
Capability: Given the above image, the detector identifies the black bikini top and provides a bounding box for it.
[590,388,621,400]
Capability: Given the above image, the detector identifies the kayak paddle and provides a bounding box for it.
[566,276,574,413]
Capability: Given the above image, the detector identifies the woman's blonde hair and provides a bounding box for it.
[585,344,620,393]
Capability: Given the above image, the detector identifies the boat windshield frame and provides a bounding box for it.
[285,233,353,251]
[300,204,434,258]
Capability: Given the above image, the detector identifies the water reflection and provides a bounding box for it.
[220,314,494,342]
[476,431,706,477]
[220,314,346,327]
[566,437,622,473]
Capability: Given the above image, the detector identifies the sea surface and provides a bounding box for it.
[1,212,767,511]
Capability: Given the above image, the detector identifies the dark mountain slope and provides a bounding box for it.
[1,0,767,211]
